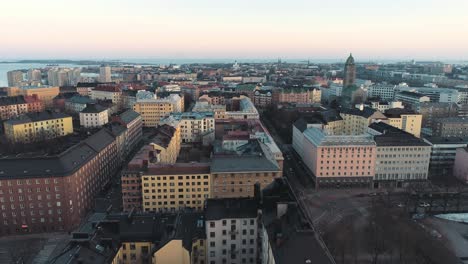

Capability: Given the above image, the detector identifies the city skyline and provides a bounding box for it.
[1,0,468,60]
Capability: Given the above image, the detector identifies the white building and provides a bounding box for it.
[79,103,109,128]
[368,101,404,112]
[368,83,396,101]
[205,198,259,264]
[224,96,259,120]
[47,68,81,86]
[99,66,112,82]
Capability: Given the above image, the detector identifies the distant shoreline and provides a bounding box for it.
[0,60,155,66]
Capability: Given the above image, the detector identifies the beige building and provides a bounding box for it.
[7,70,24,86]
[149,125,181,164]
[293,126,376,188]
[369,122,431,188]
[4,111,73,143]
[340,106,387,135]
[7,85,59,108]
[110,213,206,264]
[384,108,422,138]
[90,84,122,108]
[141,163,211,212]
[211,155,282,198]
[192,101,227,119]
[160,112,215,144]
[133,94,183,127]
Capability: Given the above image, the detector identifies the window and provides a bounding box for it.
[210,232,215,238]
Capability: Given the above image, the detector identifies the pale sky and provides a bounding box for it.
[1,0,467,61]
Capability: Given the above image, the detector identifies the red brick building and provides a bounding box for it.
[0,128,120,235]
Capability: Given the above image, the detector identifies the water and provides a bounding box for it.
[436,213,468,223]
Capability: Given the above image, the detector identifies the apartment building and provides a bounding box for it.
[384,108,423,138]
[339,106,387,135]
[0,95,44,120]
[90,84,122,108]
[369,122,431,188]
[368,101,404,112]
[192,101,227,119]
[150,124,181,163]
[417,102,459,129]
[107,212,205,264]
[432,117,468,138]
[7,85,59,108]
[141,163,211,212]
[278,87,321,104]
[7,70,24,86]
[211,154,282,198]
[133,93,183,127]
[79,103,109,128]
[64,95,96,113]
[4,111,73,143]
[367,83,396,101]
[111,109,143,157]
[205,198,259,264]
[293,126,376,188]
[160,112,215,144]
[394,91,430,109]
[0,128,120,235]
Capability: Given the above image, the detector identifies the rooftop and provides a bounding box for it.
[4,111,70,125]
[0,127,118,179]
[211,155,280,173]
[370,122,430,147]
[303,127,375,147]
[81,103,107,113]
[205,197,259,220]
[384,108,419,118]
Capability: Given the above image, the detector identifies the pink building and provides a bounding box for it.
[294,126,376,188]
[453,147,468,184]
[278,87,321,104]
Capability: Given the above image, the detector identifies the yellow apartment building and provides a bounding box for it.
[4,111,73,143]
[149,124,181,164]
[7,86,59,108]
[384,108,422,138]
[110,213,206,264]
[133,94,183,127]
[141,163,211,212]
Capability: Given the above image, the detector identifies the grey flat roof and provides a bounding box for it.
[211,155,280,173]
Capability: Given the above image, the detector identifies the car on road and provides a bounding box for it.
[369,192,377,197]
[419,202,430,207]
[397,203,405,208]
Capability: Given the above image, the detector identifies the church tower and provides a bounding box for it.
[343,53,356,88]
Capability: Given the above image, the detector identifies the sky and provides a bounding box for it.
[1,0,468,61]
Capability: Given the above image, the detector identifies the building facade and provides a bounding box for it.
[160,112,215,144]
[4,111,73,143]
[0,128,120,235]
[205,198,259,264]
[369,123,431,188]
[141,163,211,212]
[294,126,376,188]
[432,117,468,138]
[384,108,423,138]
[79,103,109,128]
[133,94,183,127]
